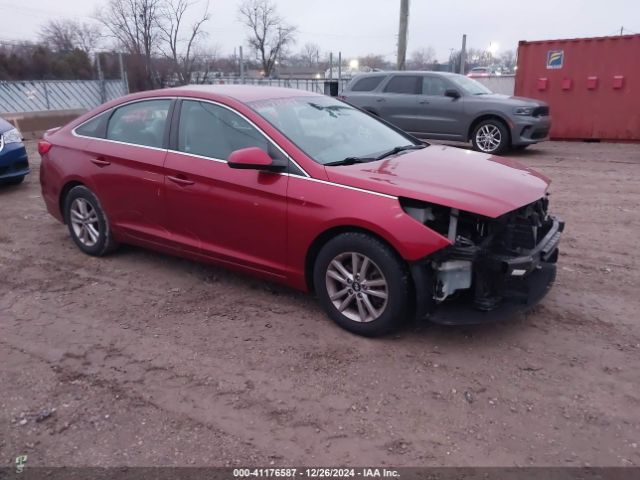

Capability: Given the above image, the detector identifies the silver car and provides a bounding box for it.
[340,71,550,154]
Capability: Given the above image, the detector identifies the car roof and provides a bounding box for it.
[152,84,322,103]
[353,70,461,77]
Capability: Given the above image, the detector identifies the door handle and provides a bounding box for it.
[90,157,111,167]
[375,98,385,103]
[167,175,195,186]
[419,100,430,104]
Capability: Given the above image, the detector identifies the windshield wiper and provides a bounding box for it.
[375,143,426,160]
[324,156,376,166]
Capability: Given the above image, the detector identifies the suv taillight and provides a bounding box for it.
[337,95,347,101]
[38,140,52,155]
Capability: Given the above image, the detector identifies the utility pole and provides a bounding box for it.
[459,34,467,75]
[397,0,409,70]
[620,26,624,35]
[239,46,245,84]
[118,52,129,94]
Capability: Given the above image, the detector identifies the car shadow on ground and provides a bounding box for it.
[112,243,533,347]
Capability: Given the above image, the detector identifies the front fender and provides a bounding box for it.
[285,176,451,290]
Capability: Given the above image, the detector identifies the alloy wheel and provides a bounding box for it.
[69,198,100,247]
[475,124,502,152]
[325,252,389,323]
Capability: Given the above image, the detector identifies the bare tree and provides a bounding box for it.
[188,45,220,84]
[157,0,210,85]
[39,20,76,52]
[97,0,162,88]
[358,54,390,70]
[75,23,103,55]
[40,20,102,54]
[499,49,516,73]
[407,47,436,70]
[238,0,296,77]
[299,42,320,68]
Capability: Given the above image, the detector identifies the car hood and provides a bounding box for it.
[324,145,550,218]
[476,93,547,107]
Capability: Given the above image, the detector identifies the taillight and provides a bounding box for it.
[38,140,52,156]
[337,95,347,101]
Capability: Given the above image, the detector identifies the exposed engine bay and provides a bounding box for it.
[402,196,564,322]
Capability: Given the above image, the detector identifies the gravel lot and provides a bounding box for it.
[1,140,639,467]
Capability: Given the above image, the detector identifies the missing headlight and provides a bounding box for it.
[399,198,451,237]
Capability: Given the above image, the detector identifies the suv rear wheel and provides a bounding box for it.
[313,232,409,336]
[472,119,510,155]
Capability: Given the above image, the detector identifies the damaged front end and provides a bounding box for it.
[403,196,564,324]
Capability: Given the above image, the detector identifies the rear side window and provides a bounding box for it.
[384,76,422,94]
[178,100,268,160]
[106,99,171,148]
[350,76,385,92]
[75,111,109,138]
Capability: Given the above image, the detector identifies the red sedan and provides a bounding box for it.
[39,86,563,336]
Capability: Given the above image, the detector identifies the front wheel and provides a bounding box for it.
[471,119,510,155]
[313,232,410,336]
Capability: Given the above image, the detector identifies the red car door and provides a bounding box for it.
[83,98,172,243]
[163,99,289,278]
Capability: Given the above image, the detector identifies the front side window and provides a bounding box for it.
[448,75,493,95]
[422,76,449,96]
[106,99,171,148]
[350,76,385,92]
[178,100,268,160]
[250,96,416,165]
[384,75,422,94]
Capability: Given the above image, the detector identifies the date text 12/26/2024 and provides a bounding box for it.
[233,468,400,478]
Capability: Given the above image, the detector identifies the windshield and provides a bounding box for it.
[448,75,493,95]
[249,96,419,165]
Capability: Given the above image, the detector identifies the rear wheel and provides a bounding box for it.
[471,119,510,155]
[313,232,409,336]
[64,185,118,256]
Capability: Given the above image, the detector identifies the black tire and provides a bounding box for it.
[63,185,118,256]
[313,232,410,337]
[471,119,510,155]
[3,175,25,185]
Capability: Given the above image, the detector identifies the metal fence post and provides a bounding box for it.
[96,53,106,103]
[43,82,51,110]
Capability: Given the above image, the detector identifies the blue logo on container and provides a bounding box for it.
[547,50,564,69]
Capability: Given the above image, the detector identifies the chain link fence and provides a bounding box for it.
[0,80,128,114]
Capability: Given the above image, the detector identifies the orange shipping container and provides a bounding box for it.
[515,34,640,141]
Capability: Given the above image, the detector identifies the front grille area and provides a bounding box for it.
[532,106,549,117]
[492,197,552,254]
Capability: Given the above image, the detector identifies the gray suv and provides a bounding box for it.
[340,71,550,155]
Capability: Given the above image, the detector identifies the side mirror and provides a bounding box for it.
[445,89,461,99]
[228,147,285,172]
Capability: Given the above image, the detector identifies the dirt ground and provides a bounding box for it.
[1,140,639,468]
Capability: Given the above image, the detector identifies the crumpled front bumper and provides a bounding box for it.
[412,216,565,325]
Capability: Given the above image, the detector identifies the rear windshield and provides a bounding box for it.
[350,76,385,92]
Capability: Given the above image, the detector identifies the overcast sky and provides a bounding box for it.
[0,0,638,61]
